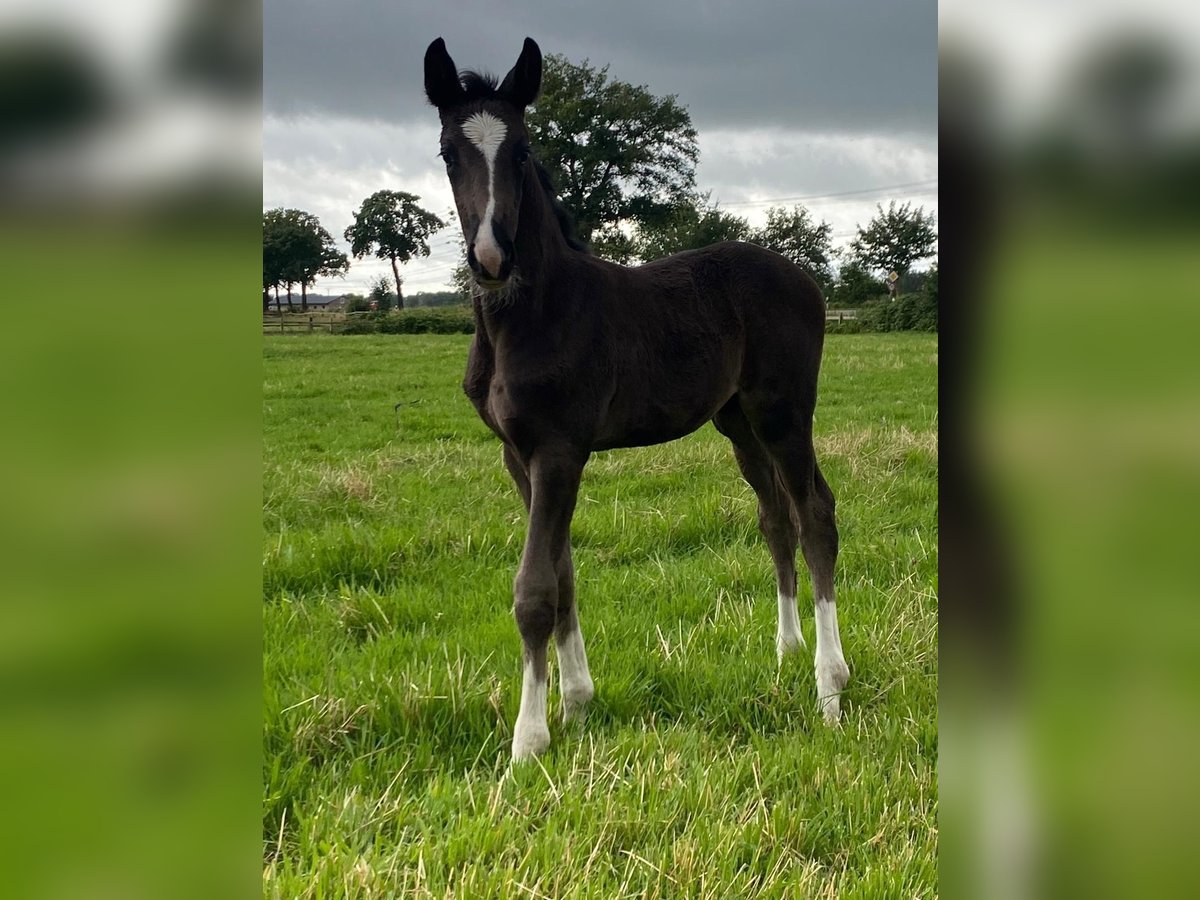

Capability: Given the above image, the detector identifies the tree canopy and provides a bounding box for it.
[263,208,347,311]
[527,54,698,256]
[849,201,938,278]
[749,206,835,289]
[827,258,886,307]
[345,190,445,309]
[632,196,750,262]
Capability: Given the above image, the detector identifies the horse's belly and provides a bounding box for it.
[592,350,736,449]
[592,390,730,451]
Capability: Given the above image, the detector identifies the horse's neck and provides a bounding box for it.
[520,177,574,288]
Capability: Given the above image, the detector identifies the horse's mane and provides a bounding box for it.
[533,161,589,254]
[458,70,500,102]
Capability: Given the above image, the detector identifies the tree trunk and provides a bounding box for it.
[263,287,270,313]
[301,281,308,312]
[286,282,294,312]
[391,256,404,310]
[274,284,280,311]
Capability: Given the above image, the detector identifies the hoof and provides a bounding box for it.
[776,630,806,665]
[561,680,594,724]
[511,720,551,761]
[815,656,850,724]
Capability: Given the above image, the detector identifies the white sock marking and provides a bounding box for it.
[512,658,549,760]
[776,591,805,662]
[556,621,594,721]
[460,111,506,277]
[814,598,849,722]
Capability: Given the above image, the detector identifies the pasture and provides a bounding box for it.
[263,332,938,897]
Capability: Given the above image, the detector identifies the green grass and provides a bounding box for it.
[263,333,937,898]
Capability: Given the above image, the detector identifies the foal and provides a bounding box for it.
[425,37,849,760]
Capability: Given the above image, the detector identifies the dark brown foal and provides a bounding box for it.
[425,36,848,759]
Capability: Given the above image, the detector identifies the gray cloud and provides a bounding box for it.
[265,0,936,135]
[264,1,937,294]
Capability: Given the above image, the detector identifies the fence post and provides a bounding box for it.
[308,316,314,333]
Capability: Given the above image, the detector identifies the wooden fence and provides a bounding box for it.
[263,316,337,334]
[263,308,858,335]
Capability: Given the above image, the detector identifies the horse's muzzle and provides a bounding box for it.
[468,230,515,285]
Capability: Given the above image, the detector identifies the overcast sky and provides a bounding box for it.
[263,0,938,296]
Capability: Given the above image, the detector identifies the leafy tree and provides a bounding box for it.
[367,275,394,312]
[827,259,886,307]
[338,293,370,313]
[634,196,749,260]
[263,208,347,312]
[263,208,309,311]
[527,54,699,252]
[451,256,473,302]
[262,210,285,311]
[345,190,445,309]
[297,225,348,311]
[749,206,834,289]
[849,201,937,279]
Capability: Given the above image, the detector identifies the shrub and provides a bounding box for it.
[338,318,378,334]
[825,318,864,334]
[857,287,937,333]
[334,306,475,335]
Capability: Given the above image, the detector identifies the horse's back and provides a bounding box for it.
[654,241,828,410]
[621,241,826,378]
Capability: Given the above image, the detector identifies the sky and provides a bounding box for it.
[263,0,938,296]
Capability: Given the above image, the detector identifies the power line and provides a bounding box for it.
[716,179,938,208]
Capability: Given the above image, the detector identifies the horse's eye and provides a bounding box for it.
[514,145,530,166]
[439,147,457,171]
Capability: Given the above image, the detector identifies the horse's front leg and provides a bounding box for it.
[503,446,593,726]
[510,446,586,761]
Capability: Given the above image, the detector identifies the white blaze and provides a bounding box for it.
[461,111,507,278]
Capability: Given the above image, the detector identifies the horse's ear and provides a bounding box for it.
[499,37,542,108]
[424,37,464,108]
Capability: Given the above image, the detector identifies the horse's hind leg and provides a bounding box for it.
[553,541,594,723]
[713,398,805,662]
[805,461,849,722]
[745,403,849,723]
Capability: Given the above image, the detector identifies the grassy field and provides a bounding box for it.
[263,332,937,898]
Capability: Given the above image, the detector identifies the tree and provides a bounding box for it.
[827,258,886,307]
[633,196,750,260]
[297,224,348,311]
[263,208,347,312]
[262,210,285,311]
[527,54,699,252]
[849,201,937,279]
[749,206,834,289]
[345,190,445,309]
[367,276,393,312]
[263,208,306,311]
